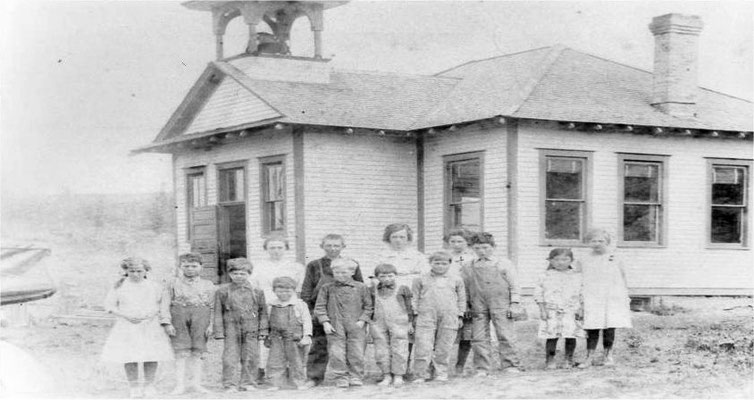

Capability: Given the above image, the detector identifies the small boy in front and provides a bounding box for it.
[371,263,413,387]
[162,253,216,394]
[412,251,466,383]
[265,276,313,391]
[314,258,373,388]
[460,232,523,376]
[214,258,268,392]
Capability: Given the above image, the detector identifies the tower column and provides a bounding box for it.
[247,23,259,54]
[215,34,224,60]
[313,29,323,58]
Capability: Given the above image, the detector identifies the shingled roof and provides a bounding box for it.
[144,45,752,150]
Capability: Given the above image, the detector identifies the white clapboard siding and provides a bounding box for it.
[174,128,295,264]
[516,120,753,294]
[302,131,418,274]
[423,125,509,255]
[183,76,279,136]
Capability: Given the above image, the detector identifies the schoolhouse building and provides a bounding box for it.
[136,1,753,296]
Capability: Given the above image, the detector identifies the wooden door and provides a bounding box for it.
[190,206,220,283]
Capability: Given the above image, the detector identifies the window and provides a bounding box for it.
[708,159,751,247]
[444,152,484,232]
[618,154,668,246]
[186,168,206,239]
[218,166,245,203]
[540,150,592,244]
[260,155,286,233]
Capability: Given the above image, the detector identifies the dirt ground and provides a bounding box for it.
[2,296,752,399]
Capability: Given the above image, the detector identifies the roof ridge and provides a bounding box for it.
[506,44,567,116]
[334,67,461,82]
[433,46,555,76]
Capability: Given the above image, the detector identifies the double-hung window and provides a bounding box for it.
[260,155,286,234]
[540,150,592,244]
[708,159,751,248]
[444,152,483,232]
[618,154,668,246]
[186,167,206,239]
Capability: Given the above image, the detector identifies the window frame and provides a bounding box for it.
[185,166,207,240]
[259,155,287,235]
[443,151,485,233]
[617,153,669,248]
[706,158,752,250]
[539,149,593,246]
[216,160,248,205]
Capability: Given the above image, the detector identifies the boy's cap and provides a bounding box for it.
[272,276,297,290]
[178,252,203,265]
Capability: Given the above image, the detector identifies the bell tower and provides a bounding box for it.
[183,1,348,60]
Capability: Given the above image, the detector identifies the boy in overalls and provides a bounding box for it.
[461,233,523,376]
[412,251,466,383]
[214,258,269,391]
[370,263,413,387]
[265,276,312,390]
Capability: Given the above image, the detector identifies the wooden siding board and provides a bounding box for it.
[516,120,753,292]
[302,131,418,273]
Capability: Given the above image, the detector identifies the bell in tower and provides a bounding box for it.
[183,1,348,60]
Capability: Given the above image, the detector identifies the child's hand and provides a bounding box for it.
[205,326,213,338]
[457,317,464,329]
[408,324,414,335]
[323,322,335,334]
[164,324,177,336]
[575,310,583,321]
[463,311,473,320]
[355,320,365,329]
[299,336,312,346]
[263,337,271,348]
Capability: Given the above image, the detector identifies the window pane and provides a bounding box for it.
[712,167,745,206]
[711,207,743,243]
[546,158,583,200]
[450,160,481,203]
[623,204,658,242]
[451,201,481,231]
[266,164,284,201]
[219,168,244,202]
[269,201,284,231]
[624,163,659,202]
[188,174,206,208]
[545,201,581,240]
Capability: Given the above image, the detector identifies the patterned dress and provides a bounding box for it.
[534,267,584,339]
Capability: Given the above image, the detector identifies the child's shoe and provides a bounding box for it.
[603,353,615,366]
[434,375,449,382]
[412,378,426,384]
[392,376,404,387]
[335,380,349,389]
[377,375,392,387]
[545,355,557,370]
[503,366,522,374]
[455,366,465,376]
[349,377,363,387]
[474,370,488,378]
[240,384,258,391]
[578,351,594,369]
[223,386,237,393]
[267,386,280,391]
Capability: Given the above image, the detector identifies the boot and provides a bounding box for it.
[578,350,594,369]
[603,347,615,366]
[170,358,187,395]
[189,356,210,393]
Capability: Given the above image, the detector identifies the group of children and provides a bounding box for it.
[101,225,631,397]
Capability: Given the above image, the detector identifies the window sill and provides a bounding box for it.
[617,242,666,249]
[539,241,589,248]
[705,244,751,251]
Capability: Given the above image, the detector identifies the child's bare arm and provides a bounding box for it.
[500,259,522,303]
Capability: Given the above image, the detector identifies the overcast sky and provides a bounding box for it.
[1,0,751,197]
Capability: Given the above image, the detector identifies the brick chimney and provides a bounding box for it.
[648,14,704,118]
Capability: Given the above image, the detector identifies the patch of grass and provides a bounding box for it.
[650,298,690,316]
[684,317,754,370]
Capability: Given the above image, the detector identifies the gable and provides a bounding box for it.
[183,74,281,136]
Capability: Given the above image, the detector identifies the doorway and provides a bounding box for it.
[217,165,247,282]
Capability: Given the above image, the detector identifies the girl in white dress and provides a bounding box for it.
[101,257,174,398]
[577,228,632,368]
